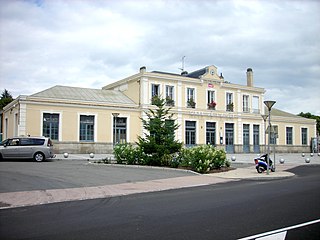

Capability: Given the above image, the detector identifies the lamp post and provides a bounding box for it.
[261,114,268,154]
[264,101,276,175]
[112,113,120,146]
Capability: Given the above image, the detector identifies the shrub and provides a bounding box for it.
[178,145,227,173]
[113,143,145,165]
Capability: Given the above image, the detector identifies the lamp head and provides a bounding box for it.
[261,114,268,121]
[264,100,276,111]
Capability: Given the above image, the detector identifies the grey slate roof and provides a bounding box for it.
[30,85,136,105]
[186,68,207,78]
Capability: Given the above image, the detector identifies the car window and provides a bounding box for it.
[20,138,45,146]
[32,139,45,145]
[7,139,20,146]
[20,138,32,146]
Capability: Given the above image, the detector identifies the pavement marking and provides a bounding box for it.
[238,219,320,240]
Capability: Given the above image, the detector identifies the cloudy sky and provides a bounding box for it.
[0,0,319,115]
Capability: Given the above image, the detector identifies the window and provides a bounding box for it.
[80,115,94,142]
[226,93,233,112]
[207,91,216,109]
[243,95,249,112]
[166,85,174,99]
[206,122,216,145]
[286,127,293,145]
[114,117,127,144]
[165,85,175,106]
[151,84,160,97]
[187,88,195,108]
[185,121,196,146]
[270,125,278,145]
[43,113,59,140]
[301,128,308,145]
[252,96,260,114]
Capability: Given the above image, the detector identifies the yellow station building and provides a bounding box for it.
[2,65,317,153]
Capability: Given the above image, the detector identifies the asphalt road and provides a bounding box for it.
[0,159,195,193]
[1,165,319,240]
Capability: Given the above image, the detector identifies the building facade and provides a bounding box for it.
[2,65,316,153]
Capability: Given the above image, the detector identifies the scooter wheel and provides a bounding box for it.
[257,166,264,173]
[271,167,275,172]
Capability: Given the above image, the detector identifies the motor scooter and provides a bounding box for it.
[254,154,275,173]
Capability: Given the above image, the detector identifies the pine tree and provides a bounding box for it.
[0,89,14,110]
[137,96,182,166]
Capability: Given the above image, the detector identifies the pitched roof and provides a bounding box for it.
[30,85,136,105]
[186,68,207,78]
[270,108,300,118]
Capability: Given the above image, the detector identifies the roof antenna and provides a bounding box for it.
[179,56,186,73]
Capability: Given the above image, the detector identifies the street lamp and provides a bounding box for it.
[264,100,276,175]
[261,114,268,154]
[112,113,120,146]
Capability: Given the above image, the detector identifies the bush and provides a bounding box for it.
[178,145,227,173]
[113,143,145,165]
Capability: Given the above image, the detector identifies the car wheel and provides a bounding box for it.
[34,152,45,162]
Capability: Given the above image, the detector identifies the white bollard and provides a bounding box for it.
[302,153,305,157]
[279,158,285,164]
[305,158,310,163]
[89,153,94,158]
[318,152,320,157]
[63,153,69,158]
[231,156,236,161]
[310,153,314,157]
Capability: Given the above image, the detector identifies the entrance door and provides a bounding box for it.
[206,122,216,146]
[243,124,250,153]
[185,121,196,147]
[253,125,260,153]
[225,123,234,153]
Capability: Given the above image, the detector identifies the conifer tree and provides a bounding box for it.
[137,96,182,166]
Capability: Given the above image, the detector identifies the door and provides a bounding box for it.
[243,124,250,153]
[114,117,127,144]
[1,138,20,158]
[253,125,260,153]
[185,121,196,147]
[206,122,216,146]
[225,123,234,153]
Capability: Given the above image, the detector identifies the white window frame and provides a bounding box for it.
[243,95,249,112]
[78,113,97,142]
[41,111,62,141]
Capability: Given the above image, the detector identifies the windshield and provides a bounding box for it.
[0,139,9,146]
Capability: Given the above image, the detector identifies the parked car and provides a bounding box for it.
[0,136,55,162]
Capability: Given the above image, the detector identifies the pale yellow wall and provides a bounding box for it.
[122,79,140,104]
[23,103,141,143]
[271,120,316,146]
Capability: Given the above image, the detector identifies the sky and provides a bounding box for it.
[0,0,319,115]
